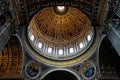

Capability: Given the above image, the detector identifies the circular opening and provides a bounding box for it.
[25,61,41,79]
[57,6,65,11]
[23,6,98,66]
[41,70,79,80]
[54,6,68,15]
[81,61,96,79]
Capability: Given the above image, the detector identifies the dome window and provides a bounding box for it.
[48,47,52,53]
[38,42,42,49]
[59,49,63,55]
[70,47,74,54]
[79,43,84,49]
[30,35,34,41]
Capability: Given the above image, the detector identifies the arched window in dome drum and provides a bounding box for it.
[59,49,63,55]
[79,42,84,49]
[30,34,34,41]
[69,47,74,54]
[38,42,42,49]
[48,47,52,54]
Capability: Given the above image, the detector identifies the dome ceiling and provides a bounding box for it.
[27,6,94,60]
[29,6,91,45]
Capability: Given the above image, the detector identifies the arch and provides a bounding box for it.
[40,68,81,80]
[0,36,23,79]
[98,36,120,79]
